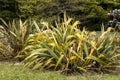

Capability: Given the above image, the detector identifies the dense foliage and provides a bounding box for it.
[0,0,18,20]
[1,14,119,73]
[0,0,120,74]
[0,0,120,30]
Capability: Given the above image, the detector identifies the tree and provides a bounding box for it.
[17,0,53,19]
[35,0,120,30]
[0,0,120,30]
[0,0,18,20]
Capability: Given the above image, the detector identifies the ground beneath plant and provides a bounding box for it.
[0,62,120,80]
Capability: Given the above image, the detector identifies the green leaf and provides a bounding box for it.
[55,55,64,69]
[87,56,107,65]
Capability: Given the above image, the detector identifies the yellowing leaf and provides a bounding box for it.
[70,21,80,34]
[100,27,112,38]
[98,54,105,58]
[70,56,77,60]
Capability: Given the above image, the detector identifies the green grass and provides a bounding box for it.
[0,62,120,80]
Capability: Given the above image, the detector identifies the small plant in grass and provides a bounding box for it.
[17,14,120,73]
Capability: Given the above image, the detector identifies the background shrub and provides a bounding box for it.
[0,0,120,30]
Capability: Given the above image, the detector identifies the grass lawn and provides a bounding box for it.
[0,62,120,80]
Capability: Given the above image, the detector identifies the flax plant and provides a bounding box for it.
[17,15,120,73]
[0,18,35,59]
